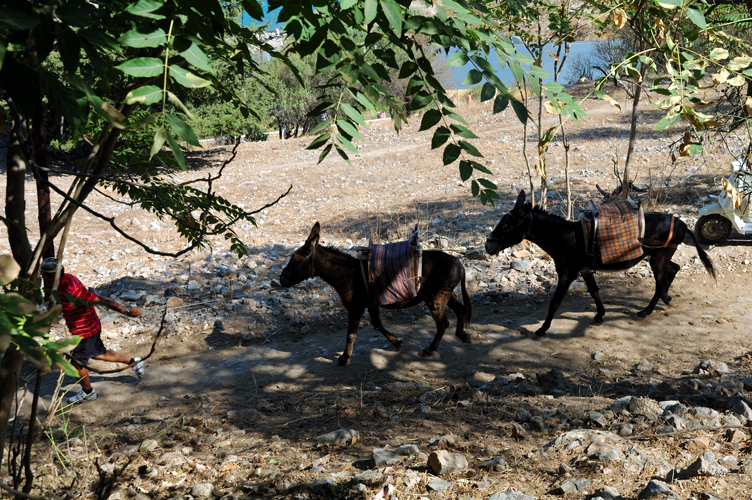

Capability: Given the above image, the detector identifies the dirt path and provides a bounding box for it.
[5,84,752,499]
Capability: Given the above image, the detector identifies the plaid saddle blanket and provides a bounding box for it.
[593,200,644,264]
[369,239,420,306]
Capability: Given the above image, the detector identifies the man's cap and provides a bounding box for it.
[40,257,60,275]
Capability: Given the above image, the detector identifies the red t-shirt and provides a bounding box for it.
[58,274,101,338]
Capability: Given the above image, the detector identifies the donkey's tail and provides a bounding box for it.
[687,228,716,280]
[459,266,472,325]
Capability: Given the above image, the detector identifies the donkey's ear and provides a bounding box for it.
[513,190,526,212]
[305,222,321,249]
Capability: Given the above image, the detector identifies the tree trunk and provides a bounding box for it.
[6,109,33,273]
[622,63,646,200]
[32,100,54,260]
[0,346,24,469]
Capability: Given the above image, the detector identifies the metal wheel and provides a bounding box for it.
[694,215,731,245]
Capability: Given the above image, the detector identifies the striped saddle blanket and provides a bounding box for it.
[582,199,645,264]
[368,232,422,306]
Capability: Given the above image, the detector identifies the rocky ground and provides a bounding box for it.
[5,83,752,500]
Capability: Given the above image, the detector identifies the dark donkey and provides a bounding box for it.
[280,222,472,365]
[485,191,715,336]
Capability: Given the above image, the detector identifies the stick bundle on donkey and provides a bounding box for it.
[485,191,715,336]
[280,222,472,365]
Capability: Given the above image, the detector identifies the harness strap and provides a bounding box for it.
[664,217,675,247]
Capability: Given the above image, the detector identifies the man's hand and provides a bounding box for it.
[124,306,143,317]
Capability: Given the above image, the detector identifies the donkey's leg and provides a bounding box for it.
[661,261,680,304]
[367,306,403,351]
[422,295,451,357]
[581,271,606,324]
[535,272,577,337]
[339,307,365,366]
[447,295,471,343]
[536,272,576,336]
[639,251,673,318]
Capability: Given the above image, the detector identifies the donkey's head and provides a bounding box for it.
[485,190,532,255]
[280,222,320,287]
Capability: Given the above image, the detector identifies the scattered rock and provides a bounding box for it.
[191,483,214,497]
[316,429,359,447]
[637,480,673,499]
[427,450,468,475]
[680,452,729,478]
[488,489,536,500]
[592,486,625,500]
[426,478,452,492]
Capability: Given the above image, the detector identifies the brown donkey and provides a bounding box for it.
[280,223,472,365]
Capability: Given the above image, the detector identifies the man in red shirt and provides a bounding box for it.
[41,257,146,404]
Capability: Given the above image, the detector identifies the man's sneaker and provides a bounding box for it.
[132,357,145,381]
[68,389,97,404]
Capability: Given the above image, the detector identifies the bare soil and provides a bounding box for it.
[5,83,752,500]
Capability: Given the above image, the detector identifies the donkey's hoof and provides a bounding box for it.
[636,310,649,319]
[661,295,672,305]
[393,339,404,351]
[592,316,604,325]
[337,355,350,366]
[534,329,547,337]
[421,348,436,358]
[457,333,472,344]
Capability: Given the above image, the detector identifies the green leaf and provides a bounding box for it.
[443,143,461,165]
[341,0,357,9]
[432,127,451,149]
[124,0,166,19]
[150,127,168,159]
[459,160,473,181]
[447,51,470,67]
[478,178,497,189]
[166,113,200,147]
[493,94,509,114]
[164,131,186,170]
[450,124,479,139]
[656,0,682,9]
[510,98,529,124]
[318,144,333,163]
[334,144,351,164]
[310,119,332,135]
[336,134,359,153]
[0,41,7,71]
[337,120,363,141]
[399,61,419,79]
[654,111,682,130]
[381,0,403,35]
[463,69,482,86]
[242,0,264,20]
[79,29,120,51]
[166,92,196,120]
[459,140,483,158]
[480,83,496,102]
[55,24,81,74]
[119,28,167,48]
[169,65,211,88]
[419,109,443,131]
[0,6,40,30]
[307,133,331,150]
[364,0,377,24]
[340,103,367,127]
[686,8,706,29]
[179,42,213,73]
[116,57,164,77]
